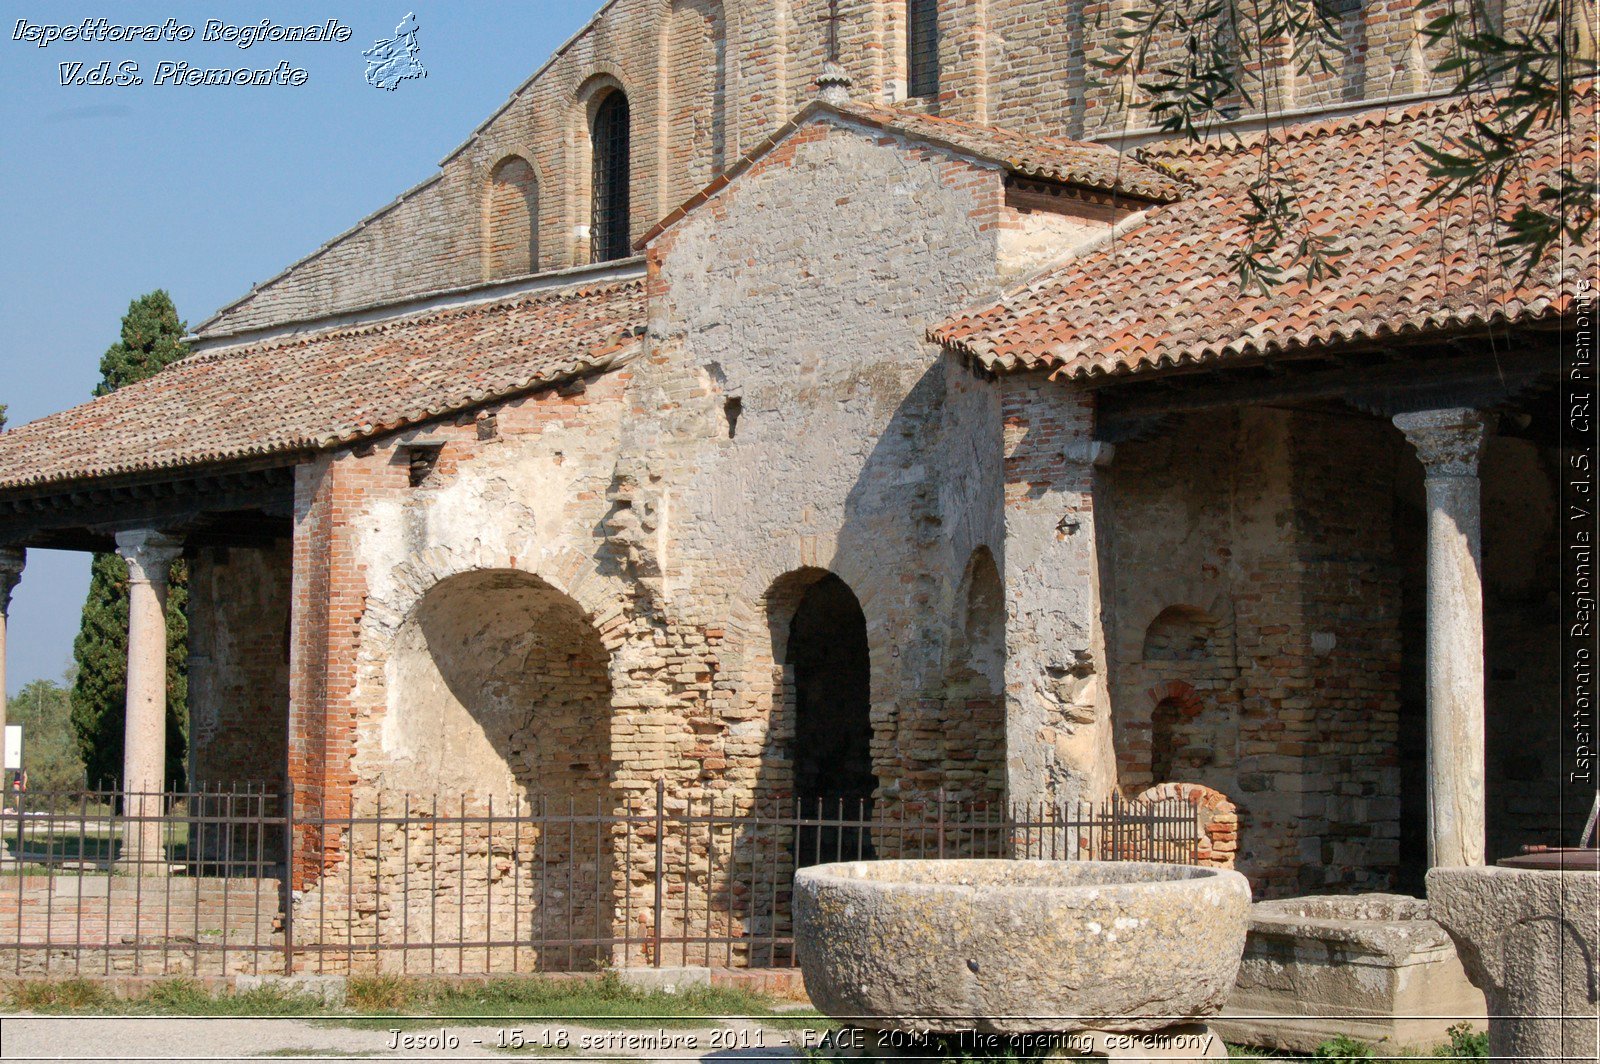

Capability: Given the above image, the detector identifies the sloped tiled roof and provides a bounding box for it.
[931,87,1596,377]
[0,278,645,492]
[828,101,1191,204]
[637,98,1189,248]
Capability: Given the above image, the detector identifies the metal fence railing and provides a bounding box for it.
[0,783,1204,978]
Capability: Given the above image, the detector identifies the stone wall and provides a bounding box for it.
[194,0,1489,339]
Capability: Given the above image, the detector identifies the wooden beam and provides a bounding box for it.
[1096,348,1558,441]
[0,464,297,549]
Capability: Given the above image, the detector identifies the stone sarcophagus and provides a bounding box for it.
[1215,893,1486,1053]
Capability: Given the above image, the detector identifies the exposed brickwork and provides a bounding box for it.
[188,541,292,793]
[264,116,1028,964]
[1104,407,1404,898]
[1135,781,1239,868]
[485,156,540,280]
[1288,413,1403,892]
[0,876,281,977]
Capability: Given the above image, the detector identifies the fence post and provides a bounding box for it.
[282,780,295,976]
[936,790,946,859]
[652,777,665,969]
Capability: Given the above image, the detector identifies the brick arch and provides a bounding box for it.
[1134,781,1239,869]
[718,558,895,803]
[367,543,631,654]
[1142,603,1222,661]
[1146,679,1203,717]
[728,546,891,651]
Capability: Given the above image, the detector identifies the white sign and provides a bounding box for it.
[4,725,19,771]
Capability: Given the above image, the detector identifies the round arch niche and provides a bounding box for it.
[384,569,613,802]
[786,573,874,810]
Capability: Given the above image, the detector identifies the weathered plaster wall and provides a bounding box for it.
[282,117,1020,963]
[999,374,1116,809]
[642,115,1010,820]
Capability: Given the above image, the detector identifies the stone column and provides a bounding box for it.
[115,530,182,874]
[1394,408,1490,869]
[0,549,22,861]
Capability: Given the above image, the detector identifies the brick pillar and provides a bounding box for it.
[1001,375,1118,811]
[1394,408,1490,869]
[115,529,183,875]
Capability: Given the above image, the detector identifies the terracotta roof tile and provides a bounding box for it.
[0,278,645,492]
[827,101,1191,204]
[931,88,1596,377]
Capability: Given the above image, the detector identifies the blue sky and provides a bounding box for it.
[0,1,599,693]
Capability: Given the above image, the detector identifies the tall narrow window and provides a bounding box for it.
[590,91,632,262]
[907,0,940,99]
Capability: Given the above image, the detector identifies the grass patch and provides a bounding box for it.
[5,977,116,1012]
[318,972,810,1031]
[345,975,411,1012]
[5,977,324,1017]
[1225,1025,1490,1061]
[3,970,817,1030]
[129,978,323,1017]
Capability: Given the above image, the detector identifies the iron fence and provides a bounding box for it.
[0,783,1204,978]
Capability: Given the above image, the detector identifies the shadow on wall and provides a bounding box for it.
[700,358,1007,964]
[381,567,616,968]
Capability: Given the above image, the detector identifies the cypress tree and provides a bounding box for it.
[69,292,189,791]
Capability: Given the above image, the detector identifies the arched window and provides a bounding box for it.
[590,91,631,262]
[907,0,940,99]
[486,156,538,278]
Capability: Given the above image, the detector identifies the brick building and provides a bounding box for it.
[0,0,1589,949]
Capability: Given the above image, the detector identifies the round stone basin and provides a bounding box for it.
[794,859,1251,1035]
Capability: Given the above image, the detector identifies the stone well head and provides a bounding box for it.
[794,859,1251,1035]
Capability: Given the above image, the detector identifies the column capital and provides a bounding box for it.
[1393,407,1492,478]
[115,530,183,586]
[0,548,22,616]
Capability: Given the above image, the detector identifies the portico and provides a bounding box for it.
[0,464,297,872]
[955,326,1569,894]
